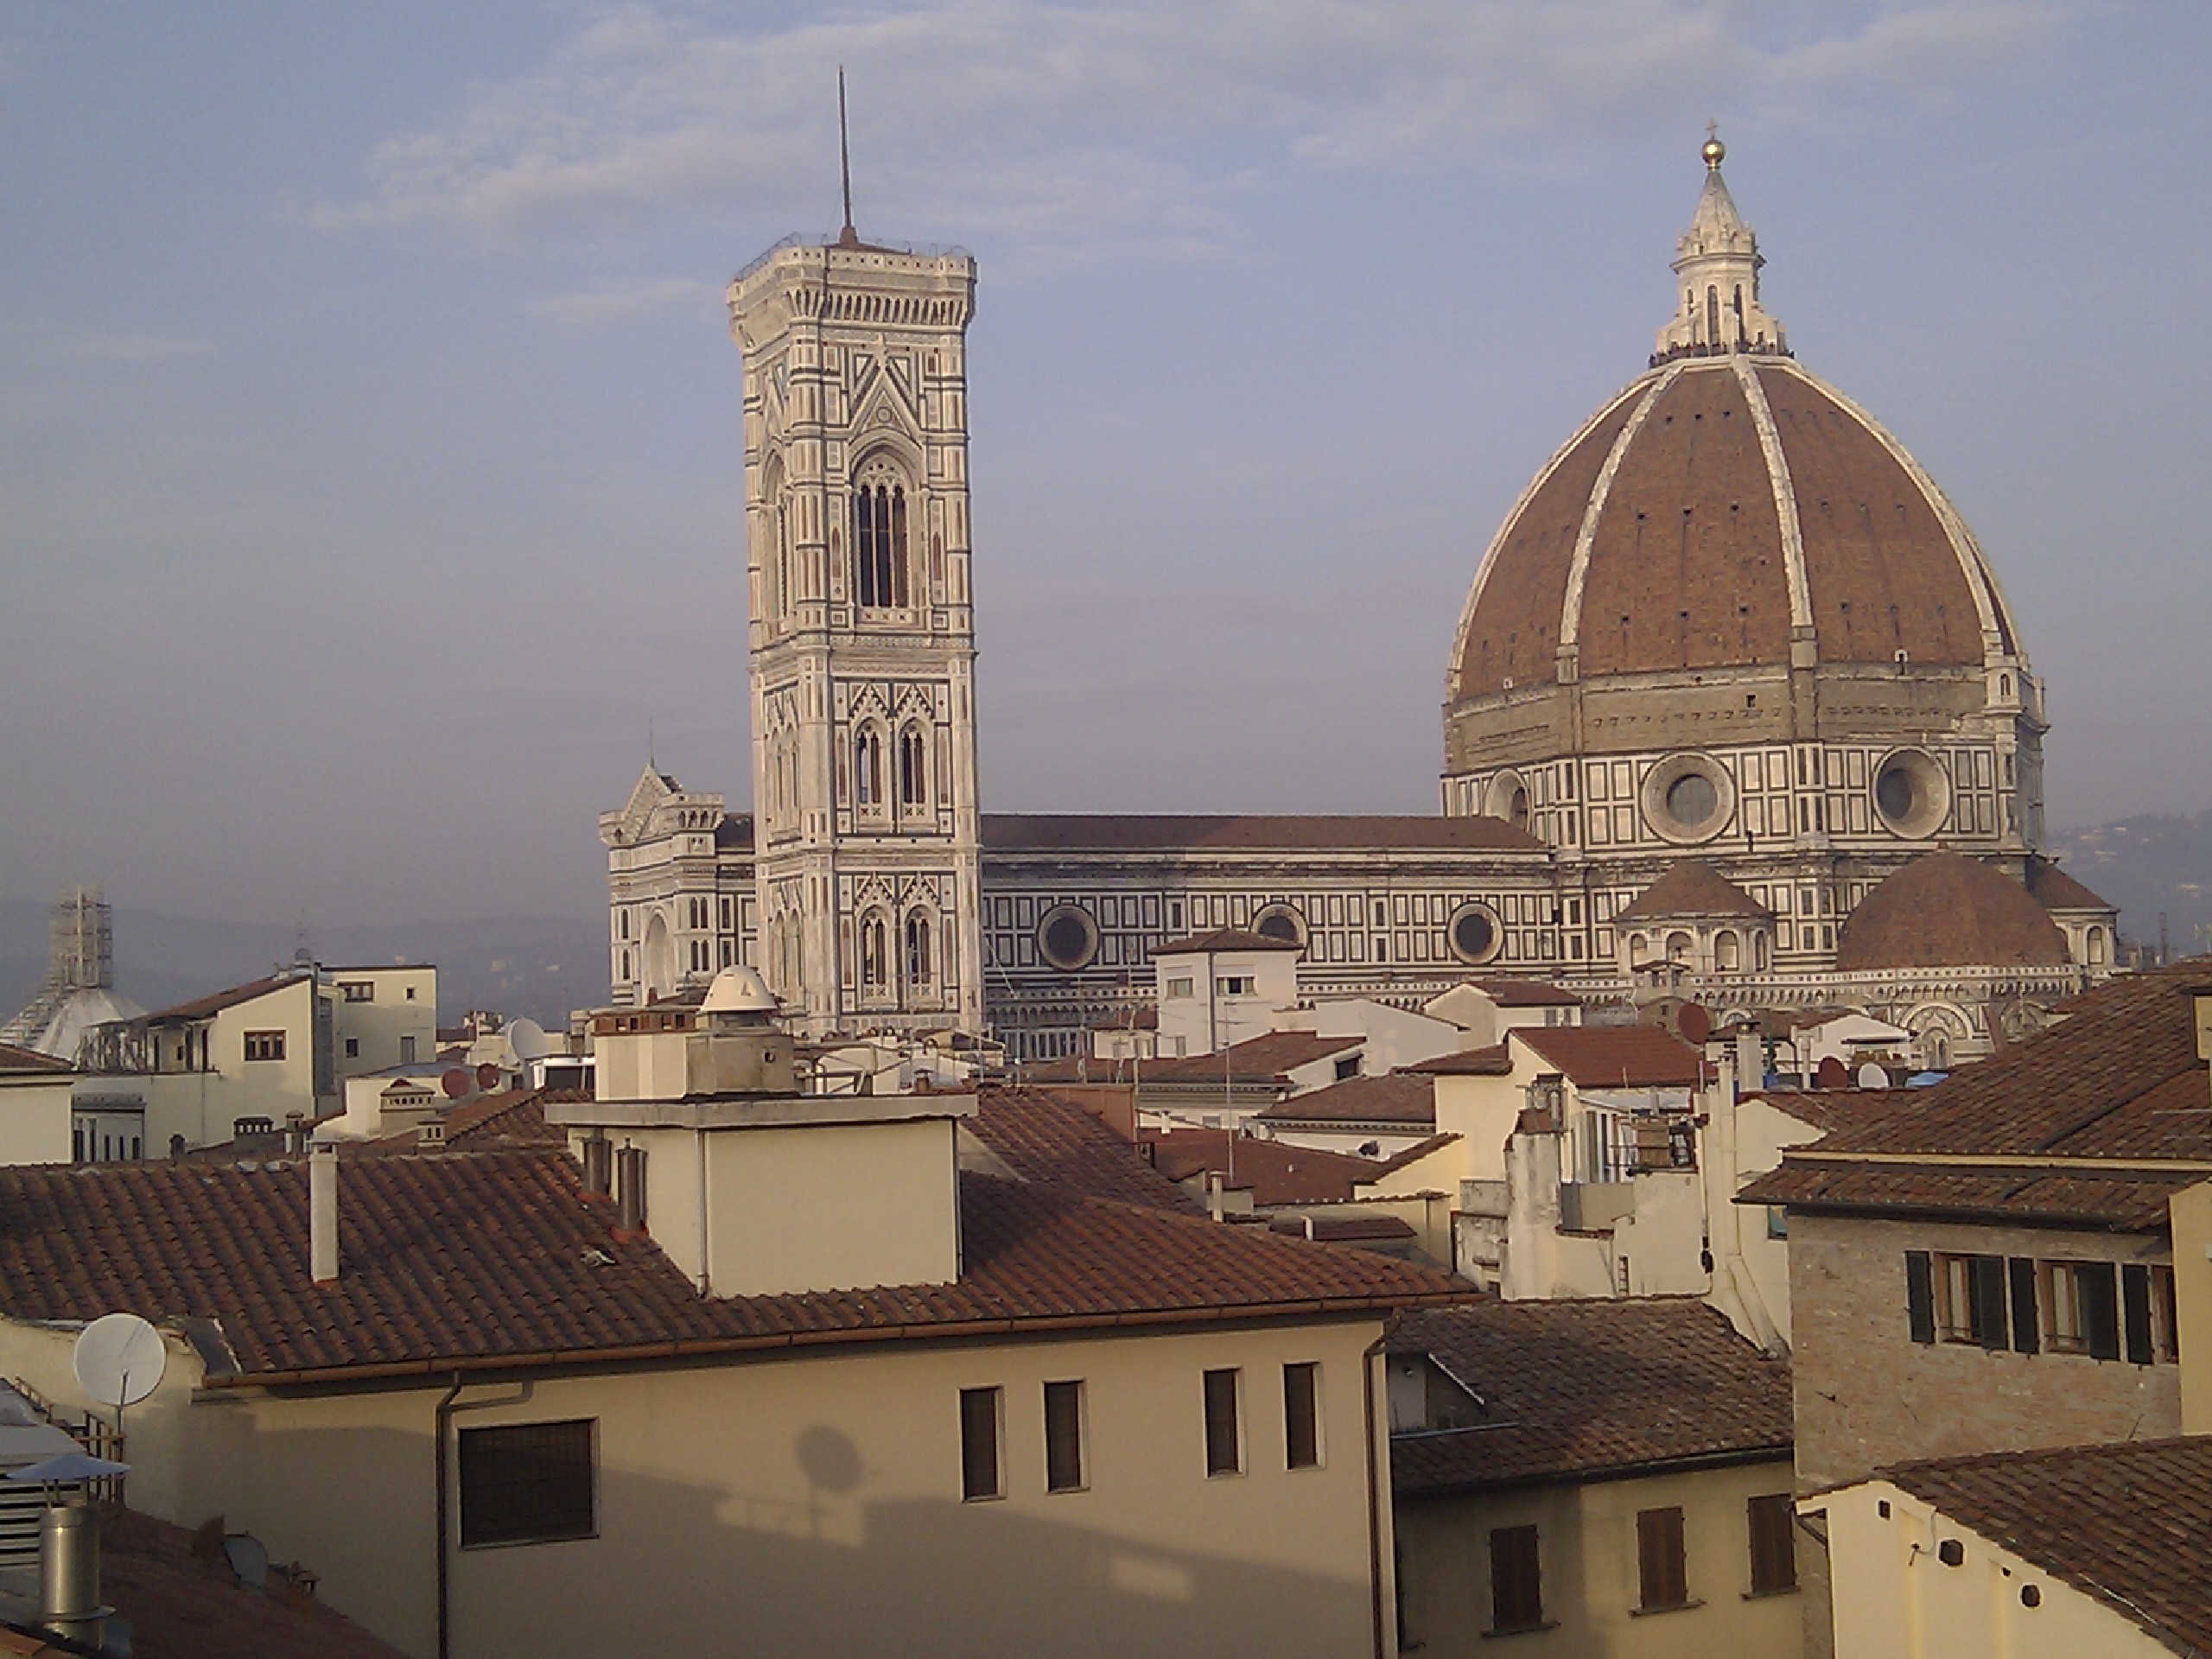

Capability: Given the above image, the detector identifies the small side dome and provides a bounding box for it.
[701,964,778,1016]
[1836,854,2069,972]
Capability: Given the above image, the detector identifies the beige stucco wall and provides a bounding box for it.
[1787,1212,2181,1492]
[329,966,436,1074]
[0,1077,74,1164]
[0,1313,1394,1659]
[1821,1479,2169,1659]
[1395,1458,1802,1658]
[2171,1180,2212,1433]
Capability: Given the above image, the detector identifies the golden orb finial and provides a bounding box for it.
[1702,123,1726,168]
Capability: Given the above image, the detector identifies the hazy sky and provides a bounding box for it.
[3,2,2208,927]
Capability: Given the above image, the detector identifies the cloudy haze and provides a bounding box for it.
[3,2,2207,930]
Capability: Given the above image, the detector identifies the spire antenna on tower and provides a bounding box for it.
[836,67,858,247]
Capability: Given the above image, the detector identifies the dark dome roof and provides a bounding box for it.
[1448,356,2021,702]
[1836,853,2069,972]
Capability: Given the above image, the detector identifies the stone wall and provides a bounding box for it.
[1788,1211,2181,1491]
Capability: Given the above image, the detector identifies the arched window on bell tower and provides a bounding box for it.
[854,728,882,808]
[853,457,912,609]
[906,912,932,988]
[898,725,927,808]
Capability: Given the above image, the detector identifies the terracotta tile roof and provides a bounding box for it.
[1389,1298,1793,1493]
[1835,852,2071,971]
[140,973,304,1024]
[1151,928,1302,955]
[2024,856,2114,913]
[1764,964,2211,1163]
[0,1146,1465,1387]
[1138,1032,1360,1086]
[1,1503,413,1659]
[1614,861,1771,922]
[1143,1131,1382,1205]
[1255,1072,1434,1127]
[1739,1161,2187,1231]
[0,1043,71,1076]
[1363,1133,1462,1179]
[1514,1025,1709,1088]
[1405,1045,1513,1076]
[1466,979,1583,1007]
[1271,1214,1416,1243]
[968,1087,1190,1211]
[978,813,1546,854]
[1738,1089,1889,1136]
[1867,1436,2212,1656]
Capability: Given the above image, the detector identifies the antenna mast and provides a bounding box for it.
[837,67,857,246]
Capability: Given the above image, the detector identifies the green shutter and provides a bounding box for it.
[1974,1255,2010,1351]
[2124,1264,2155,1365]
[1905,1251,1935,1344]
[2008,1258,2039,1355]
[2082,1262,2120,1361]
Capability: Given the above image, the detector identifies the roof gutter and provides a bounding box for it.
[200,1288,1479,1392]
[1395,1440,1796,1502]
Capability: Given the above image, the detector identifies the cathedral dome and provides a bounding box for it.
[1446,147,2024,728]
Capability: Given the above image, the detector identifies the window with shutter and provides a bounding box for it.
[1747,1494,1796,1594]
[458,1421,595,1547]
[1905,1251,1935,1344]
[1637,1506,1689,1610]
[2081,1262,2120,1360]
[1282,1363,1321,1470]
[2123,1263,2155,1365]
[960,1387,1002,1501]
[2008,1257,2040,1355]
[1203,1369,1243,1476]
[1488,1525,1544,1632]
[1044,1381,1084,1492]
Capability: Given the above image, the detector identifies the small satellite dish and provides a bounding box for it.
[474,1061,502,1091]
[440,1068,473,1099]
[1814,1056,1850,1090]
[73,1313,165,1412]
[1857,1062,1891,1090]
[506,1018,550,1063]
[1675,1001,1712,1045]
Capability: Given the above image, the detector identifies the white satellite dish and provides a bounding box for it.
[506,1017,551,1064]
[1856,1062,1891,1090]
[73,1313,165,1413]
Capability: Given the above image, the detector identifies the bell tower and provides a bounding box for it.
[727,220,984,1037]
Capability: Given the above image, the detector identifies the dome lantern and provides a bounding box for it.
[1656,132,1786,361]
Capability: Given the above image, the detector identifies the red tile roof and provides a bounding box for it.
[1405,1045,1513,1077]
[1614,861,1770,922]
[1514,1025,1709,1088]
[1255,1072,1434,1128]
[0,1142,1465,1388]
[1866,1436,2212,1656]
[1740,964,2212,1227]
[1139,1031,1360,1086]
[2024,856,2114,913]
[978,813,1545,853]
[1363,1133,1463,1180]
[0,1043,72,1076]
[140,973,305,1024]
[1389,1299,1793,1493]
[1151,928,1302,955]
[968,1087,1190,1211]
[1144,1131,1383,1205]
[1466,979,1583,1007]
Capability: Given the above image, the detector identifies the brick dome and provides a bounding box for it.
[1834,853,2069,972]
[1447,354,2021,702]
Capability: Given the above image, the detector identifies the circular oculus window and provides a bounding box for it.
[1036,904,1100,972]
[1253,904,1306,947]
[1642,753,1733,844]
[1872,747,1950,839]
[1446,902,1505,967]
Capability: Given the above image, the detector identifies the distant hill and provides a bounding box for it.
[0,903,607,1034]
[2047,811,2212,958]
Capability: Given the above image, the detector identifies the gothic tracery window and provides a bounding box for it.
[853,459,912,609]
[861,913,888,988]
[898,726,927,807]
[906,912,932,988]
[855,729,881,808]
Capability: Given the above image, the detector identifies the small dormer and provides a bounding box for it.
[555,967,974,1300]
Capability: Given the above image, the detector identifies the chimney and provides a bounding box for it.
[310,1142,340,1285]
[41,1500,107,1647]
[581,1131,612,1201]
[1205,1169,1226,1223]
[615,1144,648,1236]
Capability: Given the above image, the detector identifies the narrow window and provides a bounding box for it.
[1637,1506,1689,1610]
[1747,1494,1796,1594]
[1905,1251,1935,1344]
[861,917,887,989]
[1934,1253,2008,1348]
[2008,1257,2039,1355]
[1706,285,1719,344]
[2124,1263,2155,1365]
[2153,1265,2180,1361]
[1202,1368,1243,1476]
[458,1421,596,1547]
[960,1387,1003,1501]
[1283,1363,1321,1470]
[1488,1525,1543,1633]
[890,485,910,607]
[1044,1381,1084,1492]
[906,914,932,988]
